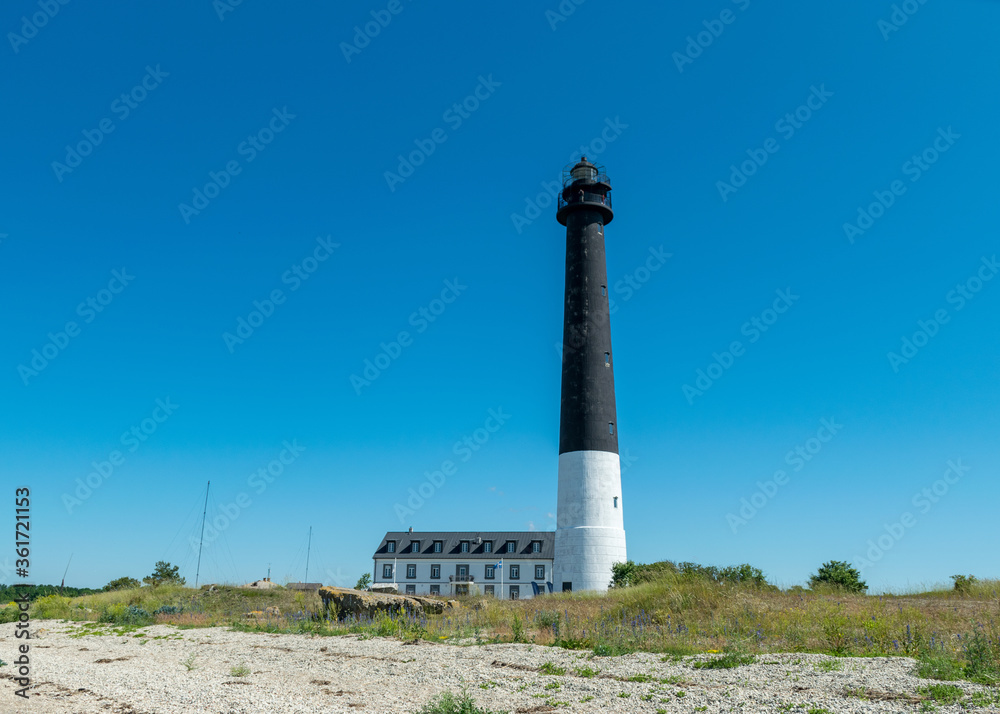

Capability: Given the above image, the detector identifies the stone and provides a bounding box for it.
[317,586,457,621]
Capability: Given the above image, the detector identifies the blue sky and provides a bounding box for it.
[2,0,998,592]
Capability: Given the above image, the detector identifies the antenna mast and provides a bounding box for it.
[195,481,210,589]
[304,526,312,583]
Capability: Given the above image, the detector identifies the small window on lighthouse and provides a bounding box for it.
[604,352,610,366]
[609,422,615,435]
[601,285,606,296]
[614,496,619,508]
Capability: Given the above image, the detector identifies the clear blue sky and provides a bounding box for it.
[2,1,998,592]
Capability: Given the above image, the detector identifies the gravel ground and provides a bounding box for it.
[1,620,996,713]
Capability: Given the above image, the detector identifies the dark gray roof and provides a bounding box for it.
[373,531,554,560]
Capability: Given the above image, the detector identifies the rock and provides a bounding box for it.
[318,586,458,621]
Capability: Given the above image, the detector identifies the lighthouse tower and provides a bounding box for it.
[552,158,626,593]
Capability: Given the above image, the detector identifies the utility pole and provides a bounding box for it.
[195,481,210,589]
[304,526,312,583]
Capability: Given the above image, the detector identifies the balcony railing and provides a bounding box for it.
[562,171,610,188]
[557,191,612,212]
[449,574,475,583]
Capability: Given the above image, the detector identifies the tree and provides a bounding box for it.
[142,561,185,587]
[354,573,372,590]
[809,560,867,593]
[103,576,141,592]
[610,560,639,588]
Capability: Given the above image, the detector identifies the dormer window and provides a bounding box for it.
[460,541,470,553]
[433,540,442,553]
[505,541,516,554]
[531,541,541,553]
[386,541,396,553]
[410,541,420,553]
[483,541,492,553]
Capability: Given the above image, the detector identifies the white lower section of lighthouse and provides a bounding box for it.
[553,450,627,592]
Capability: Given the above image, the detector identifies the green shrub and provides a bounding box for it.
[0,606,21,624]
[99,604,153,626]
[951,575,978,593]
[103,577,141,592]
[32,594,73,619]
[809,561,867,593]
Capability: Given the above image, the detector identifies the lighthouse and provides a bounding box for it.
[552,158,627,593]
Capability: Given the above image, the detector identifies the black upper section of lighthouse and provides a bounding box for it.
[557,158,619,455]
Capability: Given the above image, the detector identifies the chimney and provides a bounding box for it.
[408,526,413,533]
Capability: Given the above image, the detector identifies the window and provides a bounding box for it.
[383,564,393,579]
[535,565,545,580]
[510,565,520,580]
[485,566,495,580]
[562,582,572,592]
[605,352,610,366]
[509,586,520,600]
[433,540,442,553]
[505,541,516,554]
[460,541,470,553]
[430,564,441,579]
[483,541,492,553]
[406,564,416,579]
[405,584,415,595]
[484,585,494,596]
[601,285,607,296]
[410,541,420,553]
[609,422,615,435]
[386,541,396,553]
[531,541,541,554]
[430,585,440,595]
[457,565,468,578]
[614,496,619,508]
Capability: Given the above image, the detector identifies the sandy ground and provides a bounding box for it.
[0,620,996,713]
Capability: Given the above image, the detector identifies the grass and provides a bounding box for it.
[917,683,964,705]
[416,688,506,714]
[538,661,565,675]
[229,663,251,677]
[693,651,756,669]
[34,575,1000,685]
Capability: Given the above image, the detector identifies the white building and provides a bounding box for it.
[371,530,554,600]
